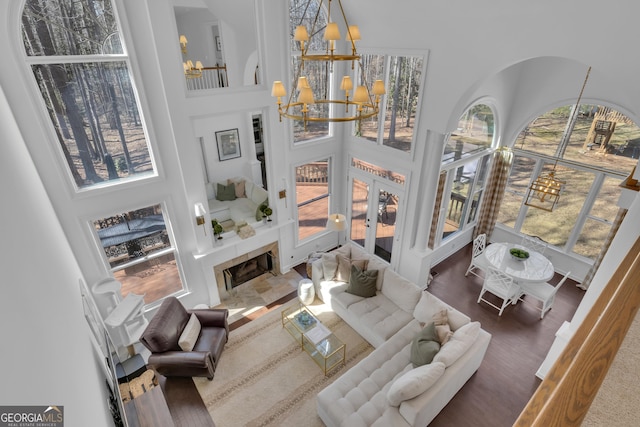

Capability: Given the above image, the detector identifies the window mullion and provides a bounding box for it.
[565,172,604,252]
[25,54,128,65]
[514,158,544,232]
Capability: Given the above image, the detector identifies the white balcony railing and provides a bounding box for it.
[185,65,228,91]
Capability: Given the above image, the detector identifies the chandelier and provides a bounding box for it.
[524,66,591,212]
[179,35,203,79]
[272,0,385,128]
[524,170,565,212]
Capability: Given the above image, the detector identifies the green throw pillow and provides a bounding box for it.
[216,182,236,201]
[346,265,378,298]
[410,322,441,368]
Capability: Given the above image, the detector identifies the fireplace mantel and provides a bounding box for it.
[193,221,291,305]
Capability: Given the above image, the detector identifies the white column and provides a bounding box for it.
[413,130,447,251]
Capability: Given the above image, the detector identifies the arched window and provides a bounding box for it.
[430,103,495,247]
[498,104,639,259]
[21,0,156,189]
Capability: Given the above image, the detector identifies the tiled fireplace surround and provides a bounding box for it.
[212,241,281,300]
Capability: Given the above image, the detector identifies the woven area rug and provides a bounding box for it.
[194,298,373,427]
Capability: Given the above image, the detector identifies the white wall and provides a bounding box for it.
[3,0,640,422]
[0,84,111,426]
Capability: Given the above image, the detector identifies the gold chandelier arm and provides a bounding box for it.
[555,66,591,164]
[275,0,383,127]
[300,53,360,62]
[335,0,357,55]
[278,99,379,123]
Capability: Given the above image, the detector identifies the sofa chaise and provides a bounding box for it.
[312,243,491,426]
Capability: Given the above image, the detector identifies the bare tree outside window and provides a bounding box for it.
[357,54,423,152]
[21,0,155,189]
[288,0,330,142]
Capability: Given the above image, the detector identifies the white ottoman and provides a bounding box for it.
[298,279,315,305]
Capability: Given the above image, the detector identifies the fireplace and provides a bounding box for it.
[223,251,275,291]
[213,241,280,298]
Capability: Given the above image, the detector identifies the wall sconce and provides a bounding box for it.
[179,34,188,54]
[195,202,206,235]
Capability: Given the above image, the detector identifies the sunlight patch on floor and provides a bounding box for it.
[215,270,302,323]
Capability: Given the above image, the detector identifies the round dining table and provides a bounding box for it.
[484,242,554,283]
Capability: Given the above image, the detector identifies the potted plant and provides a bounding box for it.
[211,219,224,240]
[259,204,270,223]
[263,207,273,222]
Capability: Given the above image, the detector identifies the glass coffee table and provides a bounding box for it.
[281,303,346,376]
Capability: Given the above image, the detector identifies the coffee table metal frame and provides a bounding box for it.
[281,302,346,376]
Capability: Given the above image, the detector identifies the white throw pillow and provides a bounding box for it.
[387,362,446,407]
[178,313,201,351]
[413,292,470,331]
[321,253,338,280]
[381,269,422,313]
[413,291,447,324]
[432,321,480,367]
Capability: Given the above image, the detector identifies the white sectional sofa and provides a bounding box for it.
[312,243,491,427]
[205,177,268,225]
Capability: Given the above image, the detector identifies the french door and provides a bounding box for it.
[349,173,403,263]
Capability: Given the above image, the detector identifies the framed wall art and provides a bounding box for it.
[215,128,241,161]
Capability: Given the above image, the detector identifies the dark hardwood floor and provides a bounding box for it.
[427,244,584,426]
[158,244,585,426]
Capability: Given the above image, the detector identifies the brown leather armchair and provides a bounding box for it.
[139,297,228,380]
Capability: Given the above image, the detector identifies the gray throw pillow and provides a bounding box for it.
[346,265,378,298]
[216,182,236,201]
[410,322,441,368]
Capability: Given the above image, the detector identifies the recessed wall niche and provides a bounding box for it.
[174,3,259,89]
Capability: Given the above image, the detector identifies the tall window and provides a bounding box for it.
[498,104,639,259]
[93,204,182,304]
[431,104,494,246]
[289,0,330,143]
[21,0,155,189]
[356,54,424,152]
[296,159,330,241]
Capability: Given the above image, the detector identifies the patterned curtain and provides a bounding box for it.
[473,147,514,240]
[428,171,447,249]
[578,207,628,290]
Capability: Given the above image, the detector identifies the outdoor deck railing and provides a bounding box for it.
[296,162,328,184]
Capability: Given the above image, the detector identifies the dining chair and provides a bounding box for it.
[465,233,489,278]
[477,267,522,316]
[519,271,571,319]
[520,235,548,255]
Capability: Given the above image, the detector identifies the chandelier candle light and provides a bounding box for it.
[272,0,385,128]
[179,35,203,78]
